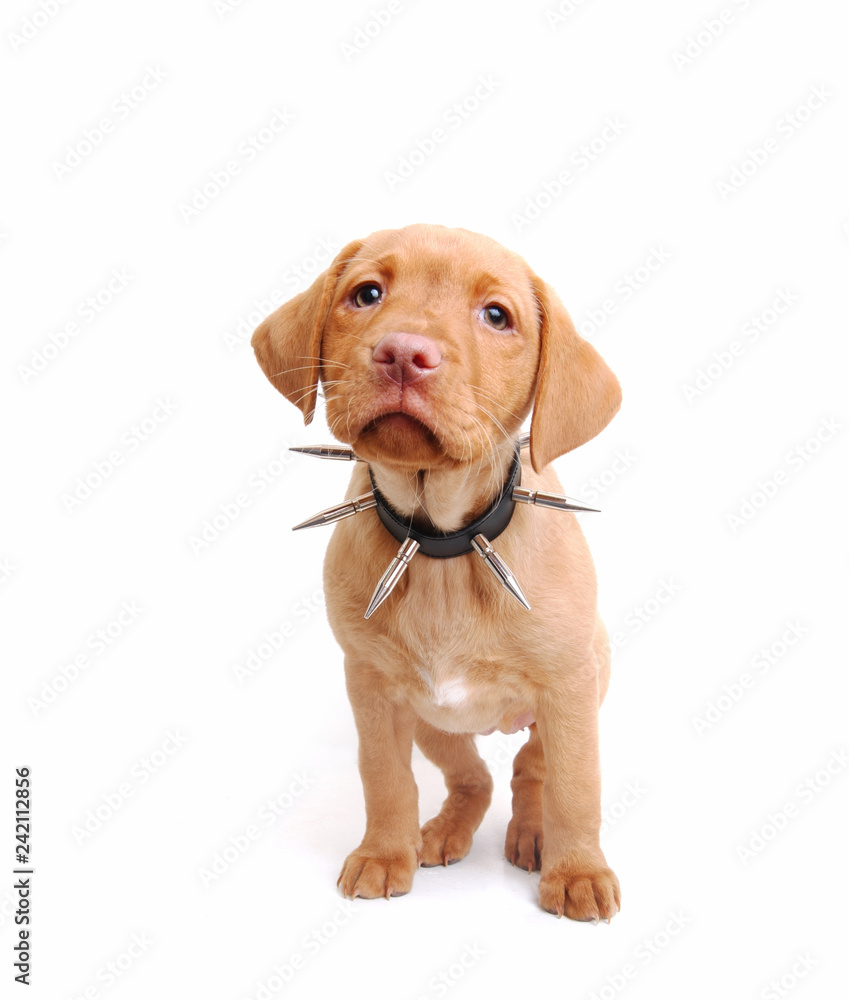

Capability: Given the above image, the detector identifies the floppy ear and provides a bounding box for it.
[251,239,363,424]
[529,276,622,473]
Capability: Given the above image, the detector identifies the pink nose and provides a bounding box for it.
[372,333,442,386]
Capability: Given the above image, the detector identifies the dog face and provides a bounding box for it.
[252,224,621,473]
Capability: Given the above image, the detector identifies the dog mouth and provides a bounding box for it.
[361,411,440,446]
[351,408,449,467]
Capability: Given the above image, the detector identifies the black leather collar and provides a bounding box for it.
[368,451,522,559]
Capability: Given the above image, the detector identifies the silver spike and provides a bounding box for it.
[289,444,360,461]
[471,533,531,610]
[293,436,529,461]
[364,538,420,619]
[292,492,377,530]
[289,434,531,462]
[512,487,600,514]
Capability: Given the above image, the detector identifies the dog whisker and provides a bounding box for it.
[292,354,350,366]
[470,402,519,495]
[464,410,504,501]
[289,385,324,408]
[266,361,349,381]
[474,402,515,453]
[276,376,346,416]
[468,384,524,423]
[410,470,432,530]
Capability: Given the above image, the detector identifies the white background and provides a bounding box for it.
[2,0,848,997]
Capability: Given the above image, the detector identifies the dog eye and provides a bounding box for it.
[481,304,510,331]
[353,283,382,308]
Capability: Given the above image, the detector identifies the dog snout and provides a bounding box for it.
[372,332,442,387]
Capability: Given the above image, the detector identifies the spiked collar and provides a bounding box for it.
[289,434,600,619]
[367,451,522,559]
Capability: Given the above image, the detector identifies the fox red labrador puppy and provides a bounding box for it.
[252,224,622,920]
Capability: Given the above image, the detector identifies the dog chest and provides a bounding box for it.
[412,660,535,736]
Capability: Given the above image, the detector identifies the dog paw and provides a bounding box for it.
[538,857,620,922]
[504,817,543,872]
[337,846,418,900]
[419,814,475,867]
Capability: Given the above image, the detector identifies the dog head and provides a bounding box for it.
[252,224,620,474]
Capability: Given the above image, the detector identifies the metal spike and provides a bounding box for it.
[293,437,530,461]
[471,533,531,610]
[512,487,600,514]
[289,444,360,461]
[364,538,420,619]
[292,492,377,530]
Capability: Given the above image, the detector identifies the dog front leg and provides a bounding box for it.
[337,658,422,899]
[534,662,621,921]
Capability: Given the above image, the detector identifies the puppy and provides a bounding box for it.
[251,224,622,920]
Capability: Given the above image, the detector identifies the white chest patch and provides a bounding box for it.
[432,678,470,708]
